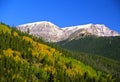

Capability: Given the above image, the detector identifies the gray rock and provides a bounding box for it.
[17,21,120,42]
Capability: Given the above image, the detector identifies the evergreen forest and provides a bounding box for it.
[0,23,119,82]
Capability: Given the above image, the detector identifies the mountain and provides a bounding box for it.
[62,24,120,40]
[16,21,120,81]
[0,23,116,82]
[17,21,65,42]
[17,21,120,42]
[59,36,120,62]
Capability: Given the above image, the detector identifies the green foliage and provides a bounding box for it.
[0,23,116,82]
[63,51,120,82]
[59,36,120,81]
[60,36,120,61]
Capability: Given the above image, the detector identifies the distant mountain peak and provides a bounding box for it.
[18,21,59,28]
[63,24,120,37]
[17,21,64,42]
[17,21,120,42]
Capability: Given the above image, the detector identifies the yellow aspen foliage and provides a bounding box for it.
[13,55,21,62]
[22,36,33,43]
[3,49,26,63]
[13,32,18,37]
[56,60,67,70]
[0,24,11,34]
[31,48,42,58]
[32,43,55,57]
[44,65,56,74]
[3,48,14,57]
[85,66,97,77]
[72,67,83,76]
[32,52,40,58]
[42,49,52,56]
[66,68,76,77]
[25,37,60,58]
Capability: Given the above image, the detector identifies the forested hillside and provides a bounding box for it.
[0,23,116,82]
[48,42,120,82]
[60,36,120,61]
[59,50,120,82]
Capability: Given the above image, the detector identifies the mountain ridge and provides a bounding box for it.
[17,21,120,42]
[17,21,65,42]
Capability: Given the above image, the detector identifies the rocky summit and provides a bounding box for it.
[17,21,120,42]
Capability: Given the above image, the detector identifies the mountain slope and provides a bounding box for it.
[59,49,120,82]
[60,36,120,61]
[0,23,116,82]
[17,21,119,42]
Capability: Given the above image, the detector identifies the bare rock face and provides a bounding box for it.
[62,24,119,40]
[17,21,65,42]
[17,21,120,42]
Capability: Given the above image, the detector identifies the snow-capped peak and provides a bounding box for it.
[62,23,93,30]
[18,21,59,28]
[17,21,120,42]
[62,24,120,37]
[17,21,64,42]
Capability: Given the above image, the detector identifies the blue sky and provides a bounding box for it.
[0,0,120,33]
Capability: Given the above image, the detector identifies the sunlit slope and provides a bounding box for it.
[0,23,115,82]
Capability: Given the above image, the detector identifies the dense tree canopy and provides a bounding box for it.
[0,23,117,82]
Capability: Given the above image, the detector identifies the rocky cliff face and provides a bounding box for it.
[17,21,120,42]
